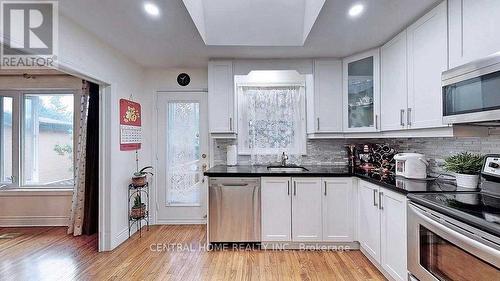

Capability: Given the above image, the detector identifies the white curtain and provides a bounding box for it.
[68,81,89,236]
[240,86,304,165]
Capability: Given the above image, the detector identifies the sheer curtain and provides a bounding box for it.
[239,86,304,165]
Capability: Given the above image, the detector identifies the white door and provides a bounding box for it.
[358,180,381,263]
[380,189,408,281]
[322,178,354,242]
[313,59,343,133]
[292,178,322,242]
[261,177,292,241]
[156,92,209,224]
[407,1,447,129]
[381,30,408,131]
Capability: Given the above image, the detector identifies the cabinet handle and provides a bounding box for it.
[317,118,320,131]
[287,181,290,196]
[293,181,296,196]
[375,115,379,130]
[324,182,327,196]
[373,189,378,207]
[229,117,233,131]
[400,109,405,127]
[379,192,384,210]
[407,108,412,126]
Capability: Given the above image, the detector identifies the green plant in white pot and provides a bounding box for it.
[444,152,484,189]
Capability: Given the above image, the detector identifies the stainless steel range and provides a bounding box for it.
[407,155,500,281]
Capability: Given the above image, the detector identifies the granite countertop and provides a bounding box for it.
[204,165,351,177]
[204,165,468,195]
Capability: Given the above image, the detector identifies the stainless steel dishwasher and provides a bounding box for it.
[209,177,261,242]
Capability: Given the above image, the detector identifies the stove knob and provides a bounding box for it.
[489,162,500,169]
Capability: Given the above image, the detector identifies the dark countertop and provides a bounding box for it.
[204,165,469,195]
[204,165,351,177]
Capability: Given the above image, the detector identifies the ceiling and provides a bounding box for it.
[183,0,325,46]
[59,0,440,68]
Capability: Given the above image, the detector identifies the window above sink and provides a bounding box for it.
[235,70,308,157]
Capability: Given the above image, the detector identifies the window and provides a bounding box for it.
[0,91,76,188]
[237,85,306,156]
[0,97,13,185]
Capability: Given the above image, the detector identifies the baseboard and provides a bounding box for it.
[0,215,69,227]
[156,218,206,225]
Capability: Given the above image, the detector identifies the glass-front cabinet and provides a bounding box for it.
[343,49,380,132]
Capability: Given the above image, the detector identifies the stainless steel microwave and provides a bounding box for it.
[442,52,500,124]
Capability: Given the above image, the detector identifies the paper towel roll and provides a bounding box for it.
[227,145,237,166]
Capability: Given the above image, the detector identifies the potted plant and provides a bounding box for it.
[130,195,146,219]
[444,152,484,188]
[132,166,154,187]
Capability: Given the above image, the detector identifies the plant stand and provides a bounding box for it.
[128,182,150,238]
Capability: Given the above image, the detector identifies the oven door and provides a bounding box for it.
[407,203,500,281]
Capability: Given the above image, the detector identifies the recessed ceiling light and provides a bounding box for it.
[348,4,364,18]
[144,2,160,17]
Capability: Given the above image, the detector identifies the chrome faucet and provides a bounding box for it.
[281,152,288,166]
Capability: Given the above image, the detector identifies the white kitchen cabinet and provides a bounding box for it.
[312,59,343,133]
[407,1,448,129]
[292,178,322,242]
[381,30,408,131]
[358,180,408,281]
[208,60,235,134]
[343,49,381,132]
[357,180,381,263]
[261,177,292,241]
[449,0,500,68]
[322,178,354,242]
[380,188,408,281]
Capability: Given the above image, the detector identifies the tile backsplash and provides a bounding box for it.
[213,134,500,173]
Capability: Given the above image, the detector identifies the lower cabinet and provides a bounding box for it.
[261,177,354,242]
[292,178,323,241]
[358,180,408,281]
[261,177,292,241]
[380,188,408,281]
[358,180,381,262]
[322,178,354,242]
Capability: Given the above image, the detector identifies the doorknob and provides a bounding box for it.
[202,154,207,159]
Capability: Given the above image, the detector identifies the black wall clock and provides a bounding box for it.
[177,73,190,86]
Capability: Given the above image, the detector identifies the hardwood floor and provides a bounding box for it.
[0,225,386,281]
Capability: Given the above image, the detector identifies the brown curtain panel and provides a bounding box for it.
[82,82,99,235]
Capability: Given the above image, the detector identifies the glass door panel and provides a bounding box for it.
[419,226,500,281]
[347,56,375,128]
[166,102,201,205]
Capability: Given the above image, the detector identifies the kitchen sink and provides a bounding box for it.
[267,166,309,172]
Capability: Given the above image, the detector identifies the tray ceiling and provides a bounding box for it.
[183,0,326,46]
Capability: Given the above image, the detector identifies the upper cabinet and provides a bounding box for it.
[407,1,448,129]
[311,60,343,133]
[449,0,500,68]
[208,60,235,134]
[343,49,381,132]
[381,31,408,131]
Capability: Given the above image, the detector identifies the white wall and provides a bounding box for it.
[56,15,147,250]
